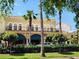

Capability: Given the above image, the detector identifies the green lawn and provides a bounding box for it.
[0,52,79,59]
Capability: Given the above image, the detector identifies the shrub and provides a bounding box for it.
[11,44,25,53]
[0,44,79,53]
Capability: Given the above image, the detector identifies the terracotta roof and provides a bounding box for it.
[5,16,26,23]
[4,16,56,24]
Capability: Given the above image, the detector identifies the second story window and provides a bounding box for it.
[50,27,53,32]
[14,24,17,30]
[47,28,49,32]
[31,26,34,31]
[56,29,59,32]
[27,26,29,31]
[44,27,46,32]
[8,23,12,30]
[18,24,22,30]
[36,25,38,31]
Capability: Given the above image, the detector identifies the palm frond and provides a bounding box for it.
[33,15,37,19]
[23,10,37,20]
[23,15,28,20]
[22,0,27,2]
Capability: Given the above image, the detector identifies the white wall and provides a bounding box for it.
[0,17,5,34]
[56,22,70,32]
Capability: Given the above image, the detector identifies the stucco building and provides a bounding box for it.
[5,16,56,32]
[0,16,70,44]
[56,22,70,32]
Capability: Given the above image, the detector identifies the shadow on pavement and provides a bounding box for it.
[60,52,74,55]
[9,58,28,59]
[9,58,15,59]
[20,58,28,59]
[10,53,25,56]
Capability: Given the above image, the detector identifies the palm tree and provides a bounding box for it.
[23,10,37,44]
[43,0,68,53]
[43,0,56,20]
[40,0,45,57]
[43,0,68,33]
[54,0,68,33]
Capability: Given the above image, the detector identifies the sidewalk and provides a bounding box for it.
[49,57,79,59]
[41,57,70,59]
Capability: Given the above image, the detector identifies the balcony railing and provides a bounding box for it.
[6,27,56,32]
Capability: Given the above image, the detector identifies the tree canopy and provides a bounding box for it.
[0,0,27,16]
[1,32,18,42]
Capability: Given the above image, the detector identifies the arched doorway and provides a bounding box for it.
[31,34,41,45]
[14,34,26,44]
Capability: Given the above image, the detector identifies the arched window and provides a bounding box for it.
[8,23,12,30]
[18,24,22,30]
[14,24,17,30]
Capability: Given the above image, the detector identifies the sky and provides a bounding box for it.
[12,0,76,32]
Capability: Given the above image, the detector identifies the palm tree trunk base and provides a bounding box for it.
[40,52,46,57]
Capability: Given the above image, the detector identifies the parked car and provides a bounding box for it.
[36,42,52,46]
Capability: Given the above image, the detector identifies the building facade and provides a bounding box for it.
[56,22,70,32]
[5,16,56,32]
[0,16,70,44]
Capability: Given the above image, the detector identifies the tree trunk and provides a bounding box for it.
[77,29,79,44]
[5,41,7,47]
[8,41,9,47]
[40,0,45,57]
[29,16,32,44]
[26,39,29,45]
[59,10,62,53]
[10,42,12,54]
[59,10,62,33]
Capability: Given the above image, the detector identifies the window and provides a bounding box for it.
[56,29,59,32]
[27,26,29,31]
[31,26,34,31]
[47,28,49,32]
[50,27,53,32]
[35,25,38,31]
[8,23,12,30]
[14,24,17,30]
[44,27,46,32]
[18,24,22,30]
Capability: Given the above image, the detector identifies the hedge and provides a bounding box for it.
[0,44,79,53]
